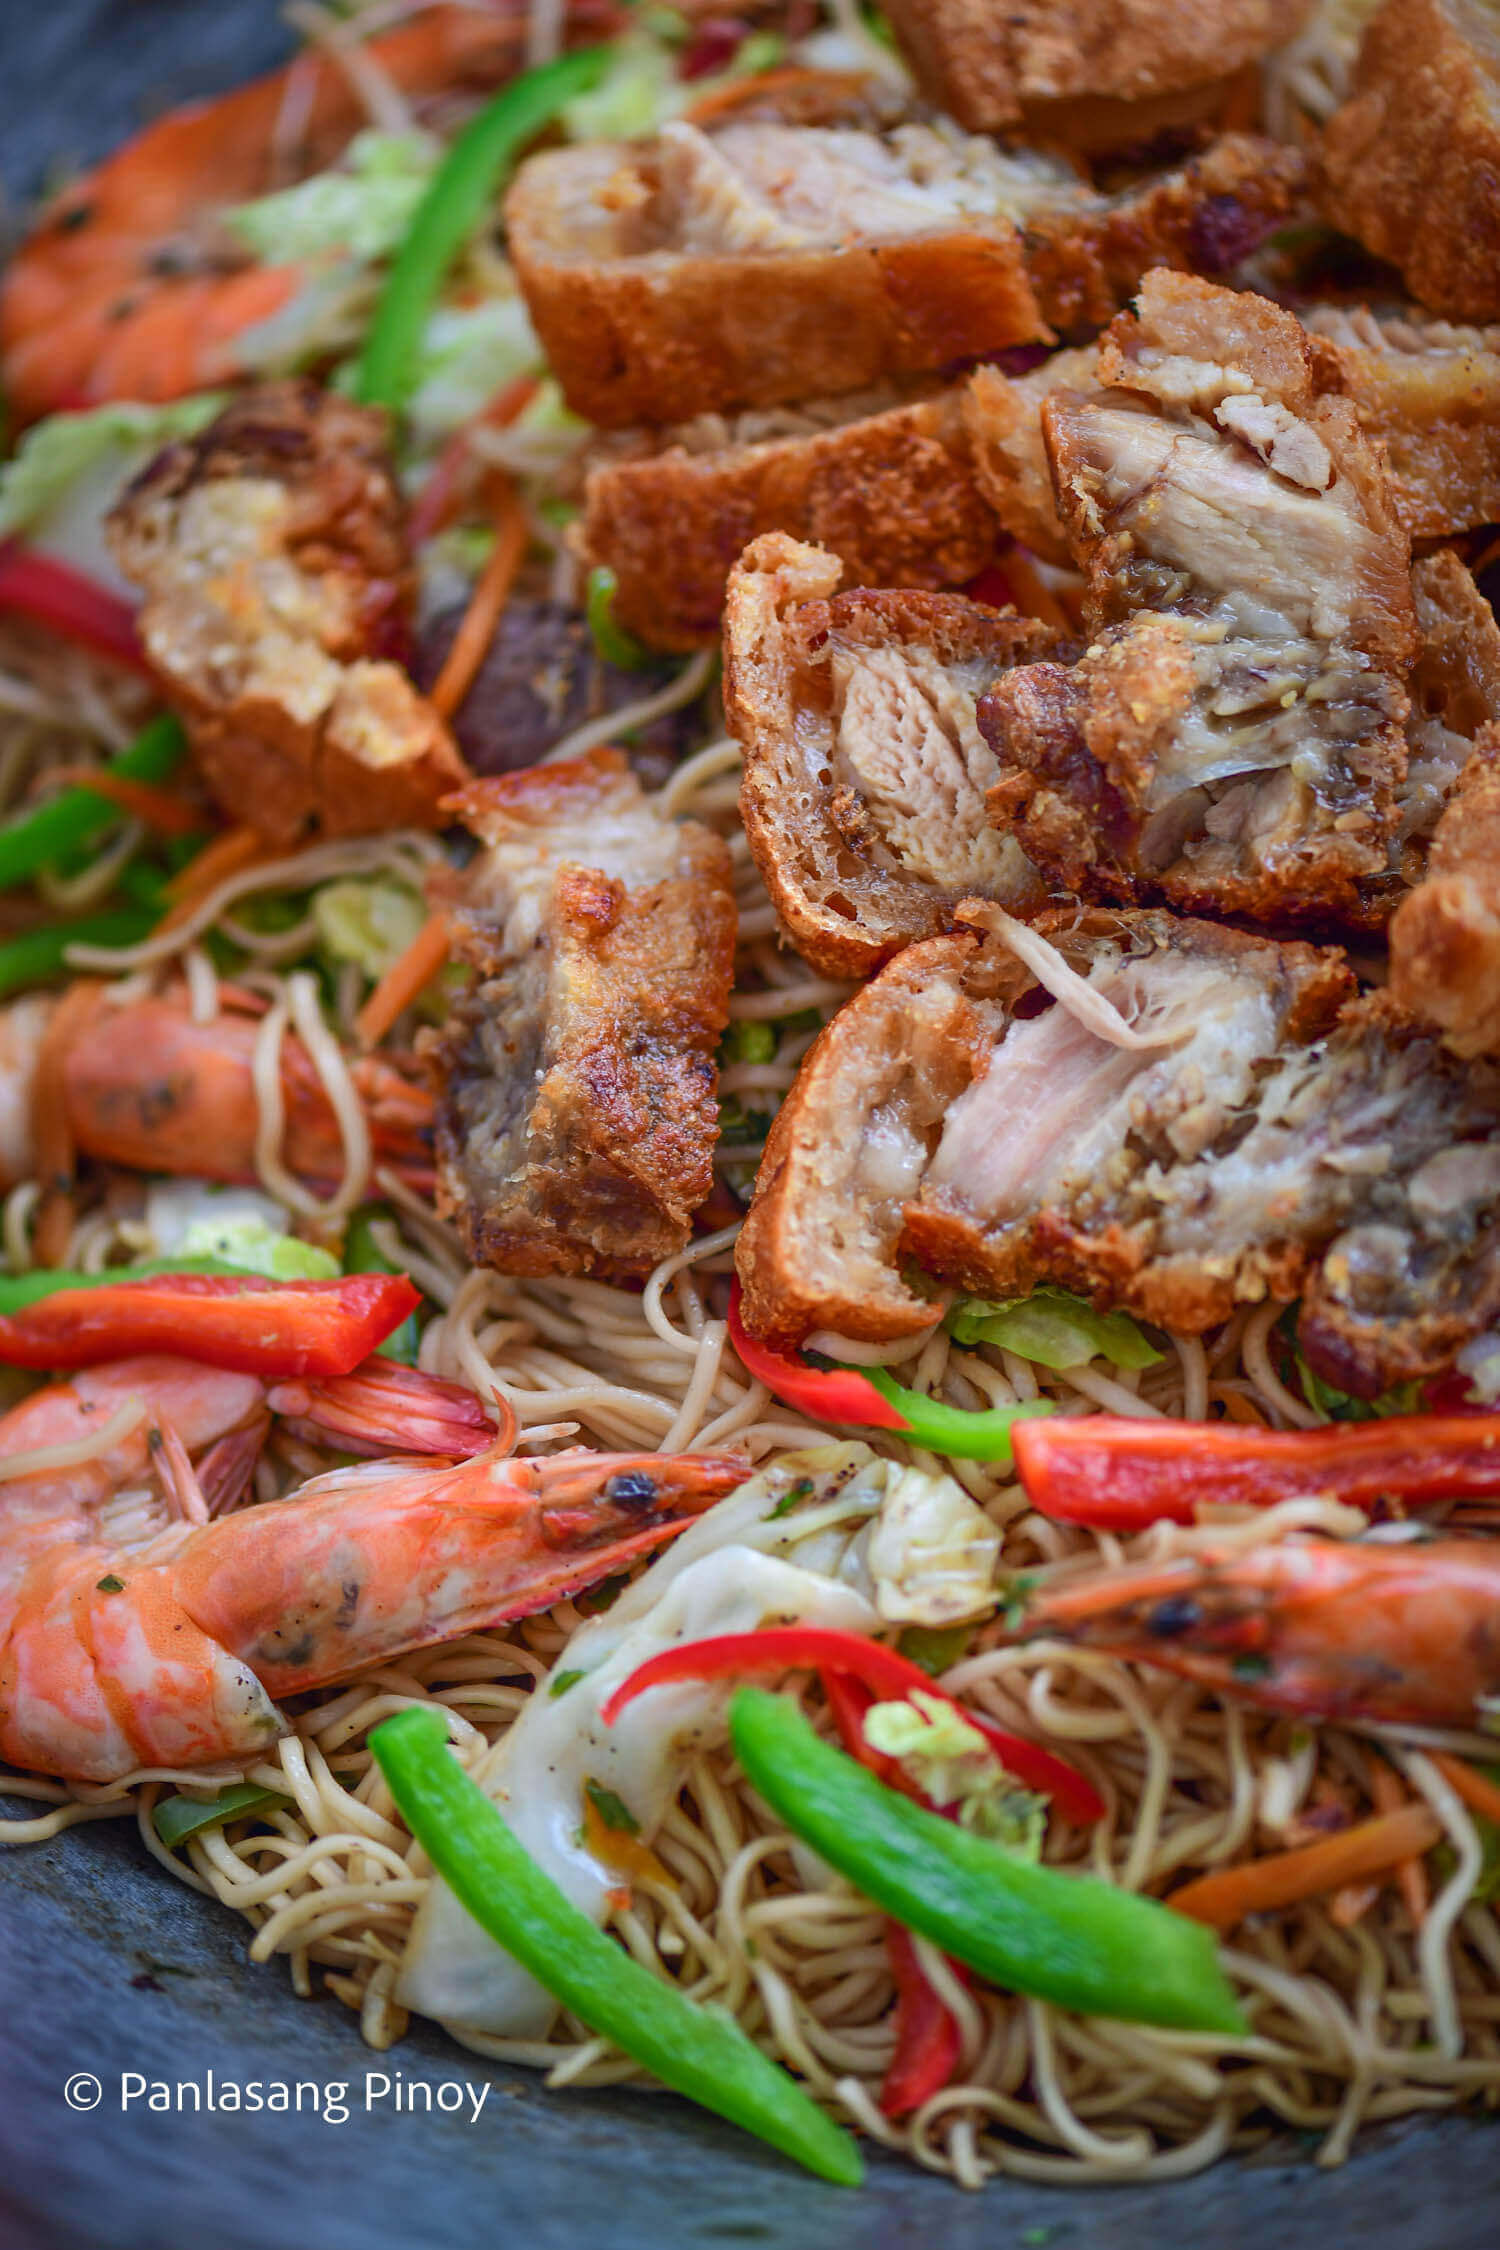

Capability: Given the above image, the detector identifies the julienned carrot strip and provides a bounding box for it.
[1168,1804,1444,1932]
[1370,1759,1428,1929]
[160,825,266,917]
[47,767,200,837]
[429,477,527,719]
[1430,1752,1500,1828]
[999,548,1079,635]
[354,911,451,1051]
[683,64,839,124]
[409,374,540,545]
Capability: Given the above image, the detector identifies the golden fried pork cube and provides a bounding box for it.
[1321,0,1500,321]
[432,751,736,1280]
[579,384,996,653]
[107,381,463,846]
[724,534,1059,979]
[981,271,1417,926]
[1306,303,1500,536]
[880,0,1312,135]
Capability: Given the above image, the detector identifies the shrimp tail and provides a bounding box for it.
[266,1358,502,1459]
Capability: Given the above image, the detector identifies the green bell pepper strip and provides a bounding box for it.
[727,1283,1050,1465]
[368,1705,863,2186]
[343,1202,419,1364]
[729,1688,1247,2037]
[0,714,185,891]
[0,1257,245,1317]
[0,906,157,999]
[153,1782,288,1850]
[585,565,653,671]
[355,48,610,414]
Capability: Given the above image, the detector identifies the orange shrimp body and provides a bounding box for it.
[0,1354,744,1782]
[1021,1537,1500,1730]
[0,983,434,1194]
[0,4,534,422]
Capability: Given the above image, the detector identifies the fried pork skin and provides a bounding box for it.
[1320,0,1500,322]
[432,751,735,1280]
[982,272,1416,925]
[107,381,463,847]
[725,534,1059,979]
[738,908,1500,1394]
[580,386,995,653]
[880,0,1312,134]
[1306,304,1500,538]
[962,347,1098,564]
[506,113,1303,427]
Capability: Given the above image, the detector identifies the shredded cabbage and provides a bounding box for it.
[313,877,427,983]
[404,297,543,459]
[0,396,224,559]
[227,130,441,265]
[561,28,681,141]
[948,1289,1164,1373]
[864,1691,1048,1851]
[144,1182,339,1280]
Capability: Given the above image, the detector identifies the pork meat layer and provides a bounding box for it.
[981,271,1417,925]
[107,381,463,846]
[881,0,1312,134]
[725,534,1059,978]
[1321,0,1500,322]
[580,385,995,652]
[1306,303,1500,538]
[507,106,1303,427]
[432,750,735,1279]
[737,907,1500,1393]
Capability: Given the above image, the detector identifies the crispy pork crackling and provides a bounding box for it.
[107,381,463,847]
[725,534,1062,979]
[432,751,735,1280]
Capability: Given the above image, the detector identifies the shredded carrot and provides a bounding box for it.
[49,767,202,837]
[1000,548,1079,635]
[1220,1390,1269,1427]
[1168,1802,1444,1931]
[429,475,528,721]
[160,824,267,920]
[409,374,540,545]
[1430,1751,1500,1828]
[1370,1757,1429,1928]
[684,64,838,125]
[581,1791,674,1891]
[354,911,451,1051]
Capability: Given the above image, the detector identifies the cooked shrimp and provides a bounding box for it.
[1017,1537,1500,1730]
[0,3,536,423]
[0,1351,744,1781]
[0,981,433,1195]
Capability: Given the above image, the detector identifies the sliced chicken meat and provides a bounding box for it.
[431,751,735,1279]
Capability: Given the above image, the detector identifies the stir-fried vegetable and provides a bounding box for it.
[0,906,157,998]
[229,131,439,265]
[948,1290,1163,1373]
[0,1270,420,1377]
[354,47,610,415]
[369,1704,864,2185]
[0,545,146,670]
[1167,1804,1445,1932]
[881,1922,968,2119]
[728,1285,1052,1465]
[0,714,186,891]
[153,1782,288,1850]
[601,1624,1105,1827]
[586,564,653,670]
[344,1203,420,1364]
[1010,1411,1500,1527]
[730,1689,1247,2034]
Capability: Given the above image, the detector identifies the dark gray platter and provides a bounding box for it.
[0,9,1497,2245]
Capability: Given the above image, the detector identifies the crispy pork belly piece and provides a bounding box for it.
[1321,0,1500,321]
[880,0,1312,134]
[1372,549,1500,907]
[431,750,735,1279]
[981,272,1417,925]
[1388,730,1500,1056]
[1305,304,1500,537]
[580,385,996,653]
[106,382,463,847]
[738,906,1500,1393]
[734,935,1003,1349]
[962,347,1098,564]
[724,534,1060,978]
[506,116,1304,427]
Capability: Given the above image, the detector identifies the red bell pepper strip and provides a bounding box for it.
[727,1283,1051,1463]
[0,1271,421,1379]
[0,544,147,672]
[962,565,1019,610]
[881,1922,968,2119]
[600,1625,1105,1828]
[1011,1410,1500,1530]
